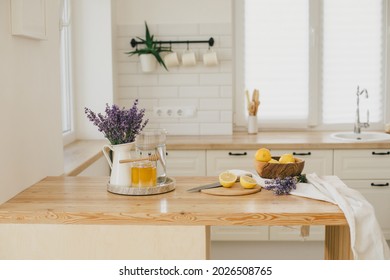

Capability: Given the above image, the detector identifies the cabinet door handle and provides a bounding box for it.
[293,152,312,156]
[372,151,390,155]
[228,152,248,156]
[371,183,389,187]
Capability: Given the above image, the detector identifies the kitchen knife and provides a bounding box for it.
[186,173,253,192]
[186,182,222,192]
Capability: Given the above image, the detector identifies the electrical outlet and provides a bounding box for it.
[153,106,197,118]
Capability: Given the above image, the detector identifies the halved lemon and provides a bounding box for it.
[239,175,258,189]
[219,171,237,188]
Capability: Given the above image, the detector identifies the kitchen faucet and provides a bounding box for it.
[354,86,369,134]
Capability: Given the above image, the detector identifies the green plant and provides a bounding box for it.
[125,22,171,71]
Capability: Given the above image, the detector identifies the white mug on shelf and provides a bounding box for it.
[203,50,218,66]
[181,50,197,67]
[164,52,180,67]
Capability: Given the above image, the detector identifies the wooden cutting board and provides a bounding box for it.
[201,182,261,196]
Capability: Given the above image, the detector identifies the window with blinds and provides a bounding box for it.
[245,0,309,123]
[243,0,385,128]
[322,0,384,124]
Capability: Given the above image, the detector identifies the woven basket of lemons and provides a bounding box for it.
[253,148,304,179]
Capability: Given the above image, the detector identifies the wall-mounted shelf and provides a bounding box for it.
[130,37,214,48]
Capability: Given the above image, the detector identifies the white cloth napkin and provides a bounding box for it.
[292,173,390,260]
[229,170,390,260]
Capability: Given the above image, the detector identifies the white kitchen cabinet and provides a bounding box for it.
[334,149,390,239]
[272,149,333,176]
[206,150,257,175]
[342,180,390,239]
[206,149,333,176]
[166,150,206,176]
[334,149,390,179]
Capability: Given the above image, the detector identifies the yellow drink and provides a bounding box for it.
[131,161,157,187]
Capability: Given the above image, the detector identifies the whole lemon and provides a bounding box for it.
[268,158,280,164]
[255,148,272,162]
[279,153,295,163]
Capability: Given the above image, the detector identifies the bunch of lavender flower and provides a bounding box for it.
[264,176,298,195]
[84,99,148,145]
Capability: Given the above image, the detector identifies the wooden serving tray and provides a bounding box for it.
[107,177,175,196]
[201,182,261,196]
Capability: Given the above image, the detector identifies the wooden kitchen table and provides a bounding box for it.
[0,176,351,260]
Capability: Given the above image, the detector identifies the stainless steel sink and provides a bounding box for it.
[331,132,390,142]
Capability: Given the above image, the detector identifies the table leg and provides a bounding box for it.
[324,225,352,260]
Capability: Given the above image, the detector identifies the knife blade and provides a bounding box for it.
[186,182,222,192]
[186,173,253,193]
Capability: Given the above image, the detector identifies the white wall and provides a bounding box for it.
[115,0,230,24]
[0,0,64,204]
[113,0,233,135]
[72,0,114,140]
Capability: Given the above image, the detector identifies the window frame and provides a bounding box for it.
[234,0,389,131]
[60,0,75,145]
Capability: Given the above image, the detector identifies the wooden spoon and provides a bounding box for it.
[119,154,160,164]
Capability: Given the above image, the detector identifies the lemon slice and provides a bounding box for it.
[219,171,237,188]
[239,175,257,189]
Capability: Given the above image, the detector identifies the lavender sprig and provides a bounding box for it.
[84,99,148,145]
[264,176,298,195]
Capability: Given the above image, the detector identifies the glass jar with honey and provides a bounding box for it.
[131,160,157,188]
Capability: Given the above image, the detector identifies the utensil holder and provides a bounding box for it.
[248,116,258,134]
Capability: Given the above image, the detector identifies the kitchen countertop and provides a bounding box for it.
[0,175,351,259]
[165,131,390,150]
[63,131,390,175]
[0,176,346,226]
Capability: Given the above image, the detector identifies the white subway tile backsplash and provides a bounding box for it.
[199,98,232,110]
[200,123,232,135]
[158,98,199,107]
[118,87,138,99]
[158,74,199,86]
[220,86,233,98]
[118,62,138,74]
[158,24,199,36]
[163,123,200,135]
[116,25,144,37]
[219,36,233,48]
[219,61,233,73]
[179,86,219,98]
[193,111,220,123]
[199,73,232,86]
[117,37,131,50]
[220,111,233,123]
[115,22,232,135]
[119,74,159,86]
[199,23,232,35]
[138,87,179,98]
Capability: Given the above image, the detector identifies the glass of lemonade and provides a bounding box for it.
[131,160,157,187]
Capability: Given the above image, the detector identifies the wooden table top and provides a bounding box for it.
[0,176,346,227]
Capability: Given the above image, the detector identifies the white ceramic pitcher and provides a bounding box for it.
[102,142,134,187]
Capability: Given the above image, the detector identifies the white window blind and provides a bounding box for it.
[244,0,309,123]
[322,0,384,124]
